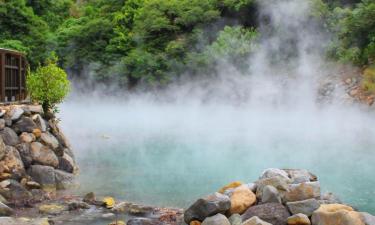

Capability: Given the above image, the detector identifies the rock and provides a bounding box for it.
[13,117,37,134]
[19,132,35,143]
[283,182,320,202]
[242,216,272,225]
[48,120,71,148]
[55,169,76,190]
[361,212,375,225]
[3,146,25,174]
[0,217,50,225]
[255,177,290,199]
[0,119,5,130]
[0,179,32,203]
[32,129,42,138]
[319,192,341,204]
[0,136,6,160]
[219,181,243,194]
[184,192,231,224]
[26,105,43,114]
[9,108,24,121]
[27,165,56,191]
[1,127,19,146]
[287,214,310,225]
[68,201,90,210]
[283,169,317,184]
[30,142,59,168]
[58,153,77,173]
[262,185,282,203]
[286,198,320,217]
[0,202,13,216]
[230,185,256,214]
[127,218,161,225]
[102,213,115,219]
[83,192,96,204]
[39,204,66,215]
[242,203,290,225]
[32,114,47,132]
[311,204,364,225]
[25,181,41,189]
[40,132,59,150]
[16,143,32,168]
[202,214,230,225]
[228,214,241,225]
[190,221,202,225]
[260,168,291,181]
[0,110,5,118]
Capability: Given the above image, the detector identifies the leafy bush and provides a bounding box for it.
[27,57,70,113]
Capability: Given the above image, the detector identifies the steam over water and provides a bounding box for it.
[59,0,375,213]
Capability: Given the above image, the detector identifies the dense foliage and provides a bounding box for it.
[0,0,374,89]
[27,57,71,112]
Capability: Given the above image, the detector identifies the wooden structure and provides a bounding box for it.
[0,48,27,102]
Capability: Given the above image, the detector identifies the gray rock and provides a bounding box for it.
[16,143,32,168]
[283,182,320,202]
[0,136,6,160]
[127,218,162,225]
[68,201,90,210]
[55,169,76,190]
[32,114,47,132]
[242,216,272,225]
[1,127,19,146]
[260,168,291,181]
[361,212,375,225]
[319,192,341,204]
[58,157,74,173]
[26,105,43,114]
[184,192,231,224]
[255,177,290,199]
[286,198,320,217]
[283,169,317,184]
[13,117,37,134]
[202,214,230,225]
[242,203,290,225]
[4,117,12,127]
[0,179,32,203]
[262,185,281,203]
[40,132,59,150]
[9,108,24,121]
[0,119,5,130]
[0,217,50,225]
[228,214,242,225]
[0,110,5,118]
[27,165,56,190]
[0,202,13,216]
[48,120,71,148]
[30,142,59,168]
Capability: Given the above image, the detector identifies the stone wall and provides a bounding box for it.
[0,104,77,205]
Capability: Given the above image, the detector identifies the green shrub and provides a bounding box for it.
[27,57,70,113]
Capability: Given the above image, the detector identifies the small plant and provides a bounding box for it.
[362,66,375,94]
[27,57,70,114]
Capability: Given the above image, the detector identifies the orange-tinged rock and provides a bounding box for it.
[230,185,256,214]
[33,128,42,138]
[311,204,364,225]
[190,220,201,225]
[218,181,243,194]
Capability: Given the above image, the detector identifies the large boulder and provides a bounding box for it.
[12,117,37,134]
[2,146,25,175]
[40,132,59,150]
[242,203,290,225]
[27,165,56,191]
[286,198,320,217]
[0,128,19,146]
[283,182,320,202]
[8,108,24,121]
[311,204,364,225]
[30,142,59,168]
[229,185,256,214]
[260,168,291,181]
[202,214,230,225]
[261,185,282,204]
[256,177,290,199]
[184,192,231,224]
[287,214,310,225]
[242,216,273,225]
[283,169,317,184]
[55,169,76,190]
[16,143,32,168]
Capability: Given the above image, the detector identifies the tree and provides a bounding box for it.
[27,57,70,113]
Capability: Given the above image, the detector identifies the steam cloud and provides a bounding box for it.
[59,0,375,212]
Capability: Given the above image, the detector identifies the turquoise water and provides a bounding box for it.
[60,100,375,213]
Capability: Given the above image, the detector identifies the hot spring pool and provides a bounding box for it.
[60,99,375,213]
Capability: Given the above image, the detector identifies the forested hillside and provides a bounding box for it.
[0,0,374,89]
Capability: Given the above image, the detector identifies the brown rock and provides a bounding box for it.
[230,185,256,214]
[19,132,35,143]
[3,146,25,174]
[190,221,202,225]
[40,132,59,150]
[242,203,290,225]
[284,182,320,202]
[311,204,364,225]
[32,129,42,138]
[30,142,59,168]
[287,213,310,225]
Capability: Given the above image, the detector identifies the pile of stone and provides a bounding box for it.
[0,104,77,216]
[184,168,375,225]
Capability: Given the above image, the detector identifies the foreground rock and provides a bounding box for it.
[229,185,256,214]
[242,203,290,225]
[243,216,272,225]
[311,204,364,225]
[184,192,230,224]
[287,214,310,225]
[202,214,230,225]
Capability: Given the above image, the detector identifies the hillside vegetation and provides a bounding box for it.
[0,0,374,89]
